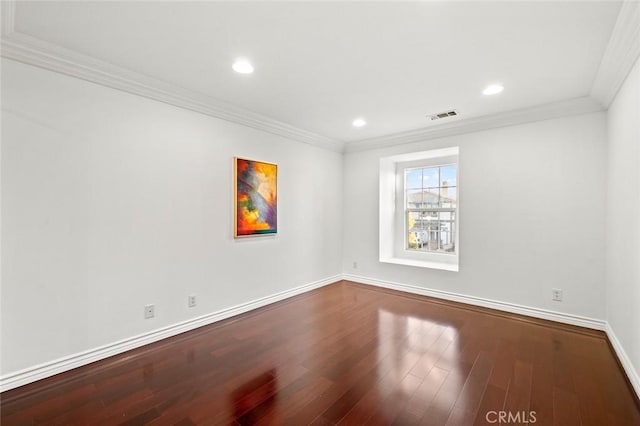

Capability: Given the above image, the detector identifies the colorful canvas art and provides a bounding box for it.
[234,157,278,237]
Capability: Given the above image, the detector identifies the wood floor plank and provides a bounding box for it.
[502,360,533,419]
[472,384,507,426]
[444,350,495,425]
[553,386,582,426]
[487,341,515,391]
[1,281,637,426]
[552,332,576,393]
[420,362,473,426]
[404,366,449,420]
[528,338,555,426]
[410,328,450,378]
[570,350,609,426]
[364,373,423,425]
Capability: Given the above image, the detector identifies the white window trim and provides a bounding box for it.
[379,147,459,272]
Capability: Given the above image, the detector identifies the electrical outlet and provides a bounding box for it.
[144,304,155,319]
[552,288,563,302]
[188,295,197,308]
[353,261,358,269]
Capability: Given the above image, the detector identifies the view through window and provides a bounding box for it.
[405,164,457,253]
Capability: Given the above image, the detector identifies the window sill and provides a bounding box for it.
[379,256,459,272]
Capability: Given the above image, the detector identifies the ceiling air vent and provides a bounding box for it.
[428,110,459,121]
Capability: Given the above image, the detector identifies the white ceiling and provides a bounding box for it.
[9,1,622,144]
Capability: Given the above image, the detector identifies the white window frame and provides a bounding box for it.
[380,147,459,272]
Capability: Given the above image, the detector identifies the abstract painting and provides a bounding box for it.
[234,157,278,237]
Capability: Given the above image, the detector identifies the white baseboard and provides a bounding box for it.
[342,273,607,331]
[605,322,640,400]
[0,274,341,392]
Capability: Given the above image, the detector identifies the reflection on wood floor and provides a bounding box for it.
[1,280,639,425]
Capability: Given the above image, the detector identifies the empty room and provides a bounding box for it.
[1,1,639,425]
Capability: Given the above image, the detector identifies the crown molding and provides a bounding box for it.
[590,1,640,107]
[0,30,344,153]
[344,96,604,153]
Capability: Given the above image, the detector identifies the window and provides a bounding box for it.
[379,147,459,271]
[405,164,457,254]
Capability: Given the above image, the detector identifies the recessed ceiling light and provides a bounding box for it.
[352,118,367,128]
[482,84,504,95]
[232,60,254,74]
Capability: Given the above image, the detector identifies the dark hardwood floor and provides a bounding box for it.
[1,281,639,425]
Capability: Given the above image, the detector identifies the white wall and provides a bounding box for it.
[606,57,640,380]
[0,58,343,375]
[343,112,607,320]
